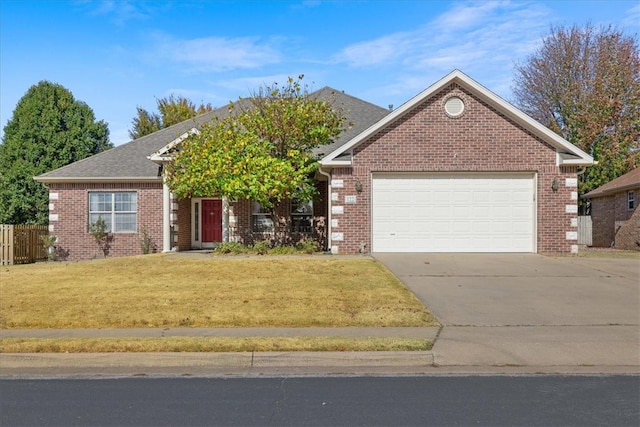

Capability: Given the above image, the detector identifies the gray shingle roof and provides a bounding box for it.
[583,167,640,198]
[35,88,389,183]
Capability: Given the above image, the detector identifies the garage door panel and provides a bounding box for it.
[372,174,534,252]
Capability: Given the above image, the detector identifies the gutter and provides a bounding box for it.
[34,176,163,184]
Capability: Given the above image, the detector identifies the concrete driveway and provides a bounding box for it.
[375,253,640,372]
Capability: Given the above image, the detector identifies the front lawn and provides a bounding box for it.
[0,254,436,329]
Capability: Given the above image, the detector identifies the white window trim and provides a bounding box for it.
[628,191,635,211]
[88,192,137,233]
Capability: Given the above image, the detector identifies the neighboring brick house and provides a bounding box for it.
[583,168,640,250]
[35,70,594,260]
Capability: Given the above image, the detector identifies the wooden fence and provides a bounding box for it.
[0,224,49,265]
[577,216,593,246]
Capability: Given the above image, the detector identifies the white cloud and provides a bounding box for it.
[333,31,417,67]
[81,0,153,25]
[332,1,552,102]
[433,0,506,31]
[334,1,550,72]
[152,34,281,73]
[621,3,640,29]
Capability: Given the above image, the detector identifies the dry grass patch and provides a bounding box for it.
[0,337,431,353]
[577,248,640,258]
[0,254,436,329]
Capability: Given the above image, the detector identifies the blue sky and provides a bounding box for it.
[1,1,638,146]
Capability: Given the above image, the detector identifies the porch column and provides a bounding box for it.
[222,197,229,243]
[162,180,171,252]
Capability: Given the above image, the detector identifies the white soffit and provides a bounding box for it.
[148,127,201,163]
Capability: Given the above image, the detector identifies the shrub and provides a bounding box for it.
[296,239,320,254]
[269,245,297,255]
[215,242,249,254]
[41,235,58,261]
[140,227,153,254]
[89,217,111,257]
[252,240,272,255]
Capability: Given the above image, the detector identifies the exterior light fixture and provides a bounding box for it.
[551,178,559,192]
[355,180,363,193]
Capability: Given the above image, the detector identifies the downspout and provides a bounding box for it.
[317,166,332,252]
[162,178,171,252]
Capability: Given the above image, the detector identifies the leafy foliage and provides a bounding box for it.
[129,94,213,139]
[0,81,112,224]
[89,216,111,257]
[214,240,319,255]
[166,76,346,243]
[513,24,640,195]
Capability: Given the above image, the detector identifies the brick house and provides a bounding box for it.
[35,70,594,260]
[583,167,640,250]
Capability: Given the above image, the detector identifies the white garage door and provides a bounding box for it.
[372,174,535,252]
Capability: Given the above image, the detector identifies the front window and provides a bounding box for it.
[89,192,137,233]
[629,191,635,210]
[291,199,313,233]
[252,202,273,232]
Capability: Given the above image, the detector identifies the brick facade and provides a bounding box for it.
[49,180,328,260]
[590,188,640,250]
[327,84,579,254]
[44,77,590,259]
[47,182,163,260]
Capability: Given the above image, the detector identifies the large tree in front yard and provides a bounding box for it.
[512,24,640,196]
[0,81,112,224]
[166,76,346,243]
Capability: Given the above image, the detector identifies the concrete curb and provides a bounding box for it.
[1,352,638,378]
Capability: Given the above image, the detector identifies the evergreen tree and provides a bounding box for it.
[0,81,112,224]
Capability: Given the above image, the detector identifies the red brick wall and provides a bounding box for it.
[591,187,640,250]
[176,198,191,251]
[591,195,616,248]
[47,182,163,260]
[328,84,579,254]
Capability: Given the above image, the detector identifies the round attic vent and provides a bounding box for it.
[444,96,465,117]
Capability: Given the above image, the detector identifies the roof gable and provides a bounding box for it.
[583,167,640,198]
[320,70,594,167]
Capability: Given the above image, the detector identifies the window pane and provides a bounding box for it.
[194,202,199,241]
[89,193,111,212]
[291,199,313,233]
[252,201,270,214]
[253,215,273,232]
[292,200,313,214]
[291,215,312,233]
[252,201,274,232]
[89,214,112,233]
[115,213,136,232]
[115,193,136,212]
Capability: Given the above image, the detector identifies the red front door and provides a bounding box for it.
[202,200,222,243]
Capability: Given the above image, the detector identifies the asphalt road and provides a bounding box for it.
[1,375,638,426]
